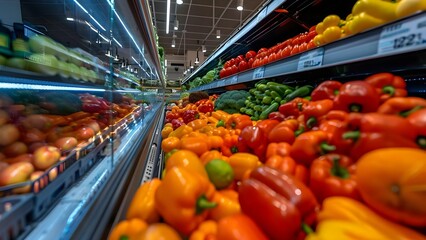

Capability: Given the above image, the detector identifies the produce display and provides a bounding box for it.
[0,91,142,193]
[110,72,426,239]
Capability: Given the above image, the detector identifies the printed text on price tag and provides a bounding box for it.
[297,48,324,70]
[253,66,265,79]
[378,17,426,54]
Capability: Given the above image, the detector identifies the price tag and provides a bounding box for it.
[378,17,426,54]
[217,81,225,87]
[257,8,267,23]
[297,48,324,70]
[231,75,238,84]
[253,66,265,79]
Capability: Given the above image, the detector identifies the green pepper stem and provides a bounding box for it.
[343,131,360,140]
[417,136,426,149]
[333,89,340,96]
[382,85,395,96]
[294,126,305,137]
[297,102,304,111]
[231,146,239,153]
[320,142,336,152]
[400,106,424,117]
[330,157,350,179]
[120,236,129,240]
[196,195,217,215]
[306,117,317,129]
[349,104,362,113]
[216,120,225,127]
[302,223,314,235]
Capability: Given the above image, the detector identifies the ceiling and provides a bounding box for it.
[150,0,269,57]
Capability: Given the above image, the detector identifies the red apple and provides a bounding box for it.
[33,146,61,170]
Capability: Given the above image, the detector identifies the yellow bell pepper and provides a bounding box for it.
[208,190,241,221]
[165,150,208,178]
[349,12,386,34]
[187,119,208,131]
[189,220,218,240]
[142,223,182,240]
[211,110,230,122]
[396,0,426,18]
[228,153,261,180]
[316,197,426,240]
[161,126,173,139]
[207,116,219,125]
[109,218,147,240]
[126,179,161,223]
[352,0,399,21]
[155,167,217,235]
[168,125,193,139]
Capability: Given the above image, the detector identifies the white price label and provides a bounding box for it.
[253,66,265,79]
[231,75,238,84]
[297,48,324,70]
[257,8,267,23]
[378,17,426,54]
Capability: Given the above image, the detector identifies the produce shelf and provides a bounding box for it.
[189,12,426,92]
[0,195,33,240]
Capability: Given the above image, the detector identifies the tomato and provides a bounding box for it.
[231,65,238,75]
[283,39,292,47]
[309,25,316,32]
[246,50,256,59]
[269,52,277,63]
[298,42,307,53]
[235,55,244,64]
[247,58,254,68]
[229,58,236,67]
[307,30,317,41]
[290,45,300,55]
[307,39,316,50]
[298,33,309,44]
[323,26,342,43]
[291,36,301,46]
[224,61,231,69]
[323,15,341,28]
[219,69,227,79]
[258,48,268,54]
[238,60,248,72]
[252,59,259,68]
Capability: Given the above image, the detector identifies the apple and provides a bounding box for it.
[54,137,78,151]
[57,60,71,78]
[6,57,27,70]
[0,162,34,186]
[0,124,20,146]
[3,141,28,157]
[88,69,98,83]
[33,146,61,170]
[26,53,59,76]
[68,63,81,80]
[80,66,89,81]
[3,153,33,164]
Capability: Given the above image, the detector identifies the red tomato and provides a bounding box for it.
[236,55,244,63]
[292,36,301,46]
[307,40,316,50]
[252,59,259,68]
[299,42,307,53]
[283,39,292,47]
[309,25,316,32]
[231,65,238,74]
[269,53,277,63]
[223,61,231,69]
[290,45,300,55]
[281,46,292,58]
[307,30,317,41]
[247,58,254,68]
[258,48,268,54]
[219,69,227,78]
[299,33,309,44]
[238,60,248,72]
[246,50,256,59]
[229,58,236,67]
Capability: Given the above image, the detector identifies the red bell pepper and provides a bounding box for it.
[290,131,335,166]
[266,142,291,159]
[171,118,184,130]
[256,119,279,137]
[377,97,426,117]
[334,81,380,113]
[311,80,342,101]
[301,99,334,129]
[407,108,426,149]
[239,126,267,161]
[196,99,214,113]
[278,98,309,118]
[320,110,349,122]
[319,119,352,154]
[182,110,199,124]
[239,166,318,240]
[309,154,361,202]
[165,112,180,123]
[364,72,407,102]
[267,119,299,143]
[265,155,309,184]
[226,114,252,129]
[268,111,285,121]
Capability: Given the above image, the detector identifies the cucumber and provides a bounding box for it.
[256,84,268,92]
[259,102,279,120]
[262,96,272,105]
[284,85,313,102]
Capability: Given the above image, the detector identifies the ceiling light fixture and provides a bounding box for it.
[66,17,75,21]
[105,50,112,57]
[166,0,171,34]
[177,0,183,4]
[171,39,176,47]
[195,51,199,64]
[202,45,206,53]
[216,29,221,39]
[174,19,179,31]
[237,0,244,11]
[74,0,106,31]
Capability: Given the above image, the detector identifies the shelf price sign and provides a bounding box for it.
[253,66,265,79]
[378,17,426,54]
[297,48,324,70]
[230,75,238,84]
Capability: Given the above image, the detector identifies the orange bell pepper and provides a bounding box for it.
[126,179,161,223]
[165,150,208,178]
[217,213,268,240]
[265,142,291,159]
[164,123,173,128]
[221,134,239,157]
[189,220,218,240]
[141,223,182,240]
[212,127,229,137]
[209,189,241,221]
[180,137,210,156]
[212,110,230,121]
[188,119,208,131]
[207,136,224,150]
[200,150,225,165]
[161,137,181,153]
[155,167,217,235]
[109,218,147,240]
[228,153,261,180]
[169,125,193,139]
[198,125,215,135]
[226,114,252,130]
[161,126,174,138]
[265,155,309,184]
[207,117,219,125]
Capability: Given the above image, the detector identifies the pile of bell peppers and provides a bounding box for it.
[109,72,426,240]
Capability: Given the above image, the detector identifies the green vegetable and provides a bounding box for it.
[270,91,280,99]
[216,120,225,127]
[215,90,250,114]
[254,105,263,112]
[264,90,271,96]
[246,109,254,116]
[274,97,282,102]
[251,116,259,121]
[284,85,313,102]
[259,102,279,120]
[256,84,268,92]
[262,96,272,105]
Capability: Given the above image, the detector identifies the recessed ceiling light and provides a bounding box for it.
[237,0,243,11]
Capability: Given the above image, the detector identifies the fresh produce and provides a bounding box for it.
[205,159,234,189]
[214,90,250,114]
[126,179,161,223]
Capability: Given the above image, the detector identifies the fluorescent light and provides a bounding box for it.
[202,45,206,52]
[66,17,75,21]
[99,33,109,42]
[0,82,105,92]
[177,0,183,4]
[171,39,176,47]
[237,0,243,11]
[216,29,221,39]
[166,0,171,34]
[74,0,106,31]
[174,19,179,31]
[113,37,123,48]
[113,5,143,54]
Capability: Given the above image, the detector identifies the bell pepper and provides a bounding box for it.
[207,116,218,126]
[278,98,309,118]
[407,108,426,148]
[182,110,200,124]
[265,155,309,184]
[268,111,285,121]
[109,218,147,240]
[239,126,268,161]
[311,80,342,101]
[198,125,215,136]
[165,150,208,178]
[364,72,407,102]
[377,97,426,117]
[197,100,214,113]
[169,125,193,139]
[357,148,426,227]
[255,119,279,137]
[206,135,224,150]
[200,150,225,164]
[217,214,268,240]
[155,167,217,235]
[161,137,181,153]
[301,99,334,129]
[209,190,241,221]
[215,119,225,127]
[141,223,182,240]
[126,179,161,223]
[189,220,218,240]
[228,153,260,180]
[266,142,291,158]
[221,134,239,157]
[268,119,299,143]
[188,119,208,131]
[166,111,181,123]
[348,132,419,160]
[314,197,426,240]
[239,166,319,240]
[349,12,386,34]
[171,118,185,130]
[320,110,349,122]
[290,131,336,166]
[226,114,252,129]
[352,0,398,22]
[161,126,174,139]
[180,137,210,156]
[319,119,352,154]
[309,154,361,202]
[334,81,380,113]
[211,110,230,122]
